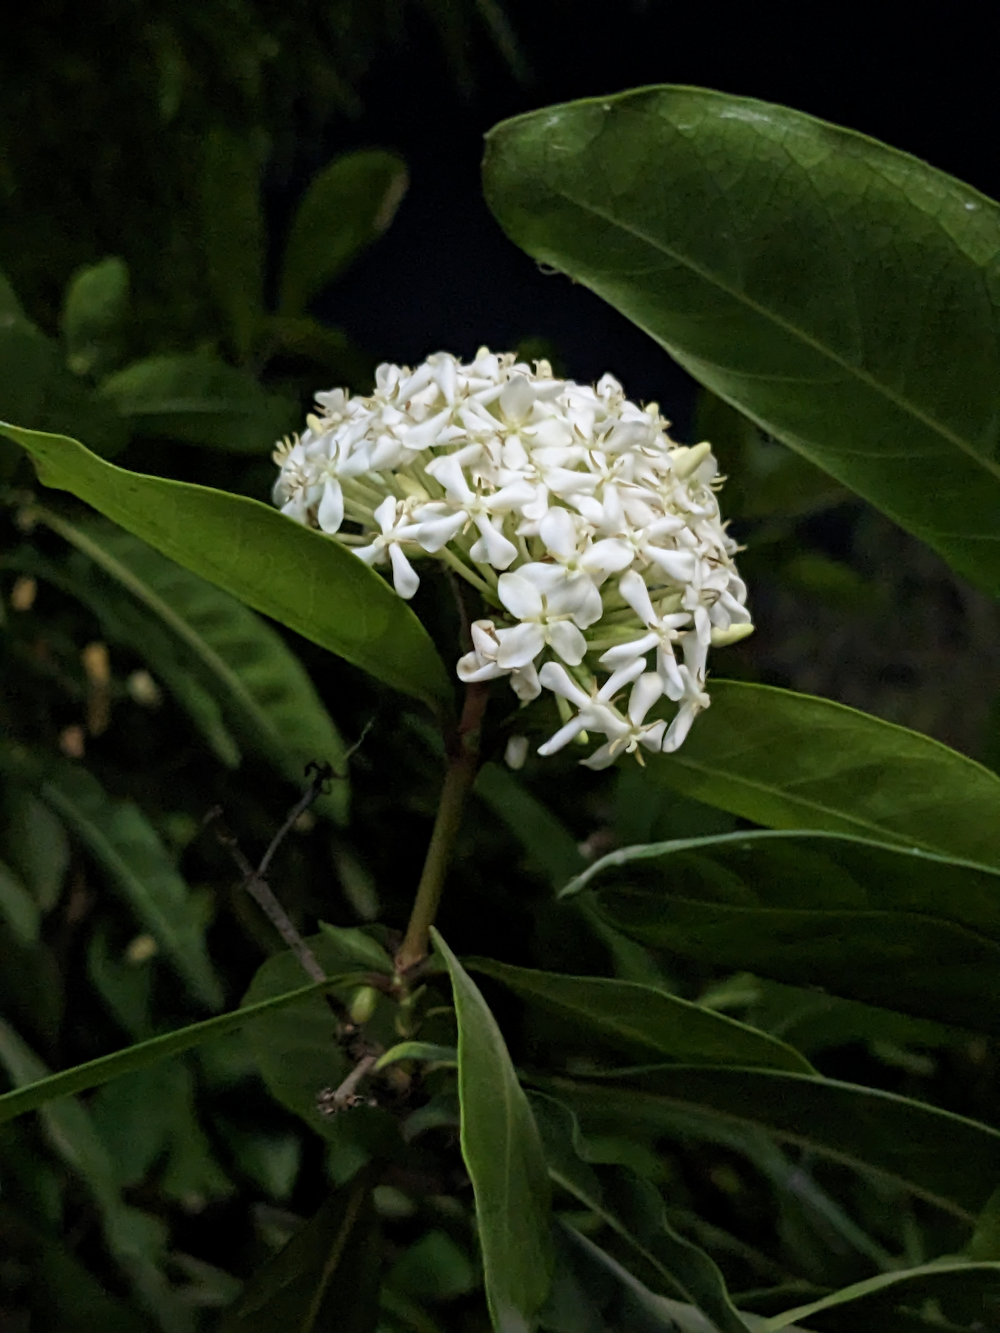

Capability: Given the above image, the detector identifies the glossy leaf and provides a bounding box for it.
[532,1095,746,1333]
[547,1065,1000,1221]
[566,829,1000,1031]
[432,928,554,1331]
[200,129,264,362]
[0,423,454,715]
[219,1173,381,1332]
[279,150,408,316]
[0,856,40,943]
[0,973,364,1126]
[99,353,295,452]
[474,761,585,889]
[61,256,130,377]
[646,680,1000,867]
[40,509,349,821]
[484,86,1000,594]
[764,1261,1000,1331]
[0,783,71,911]
[468,958,812,1072]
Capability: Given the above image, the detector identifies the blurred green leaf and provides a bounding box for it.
[61,256,130,377]
[388,1230,477,1303]
[0,423,455,715]
[764,1261,1000,1330]
[0,741,220,1008]
[278,150,408,316]
[432,927,554,1331]
[532,1095,747,1333]
[567,829,1000,1032]
[484,86,1000,594]
[468,958,812,1072]
[474,761,585,888]
[98,353,296,452]
[549,1064,1000,1221]
[218,1174,380,1332]
[200,130,265,362]
[0,783,70,912]
[39,508,350,822]
[647,681,1000,867]
[0,972,362,1125]
[0,856,40,943]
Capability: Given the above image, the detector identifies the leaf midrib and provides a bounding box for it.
[537,173,1000,484]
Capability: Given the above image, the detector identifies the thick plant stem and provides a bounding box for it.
[396,683,487,972]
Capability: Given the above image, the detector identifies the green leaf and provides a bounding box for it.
[532,1095,747,1333]
[0,856,41,943]
[547,1065,1000,1221]
[468,958,812,1073]
[0,972,364,1126]
[1,780,71,911]
[432,927,555,1331]
[218,1174,381,1332]
[40,508,349,821]
[99,353,295,453]
[763,1261,1000,1331]
[279,150,408,316]
[241,930,399,1150]
[0,282,126,457]
[200,129,265,363]
[646,681,1000,867]
[483,86,1000,595]
[0,741,221,1009]
[374,1041,458,1071]
[0,423,454,715]
[566,829,1000,1032]
[61,256,130,377]
[266,315,375,385]
[474,762,586,888]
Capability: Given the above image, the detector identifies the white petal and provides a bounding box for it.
[414,511,467,553]
[627,673,663,726]
[280,495,309,524]
[470,620,500,657]
[510,660,541,701]
[646,548,698,583]
[537,714,587,757]
[539,506,578,559]
[471,517,518,569]
[656,645,686,698]
[638,720,667,751]
[598,657,646,700]
[580,539,633,582]
[456,653,505,683]
[580,740,619,770]
[662,705,697,753]
[500,374,534,424]
[497,571,544,621]
[547,621,587,666]
[388,544,420,599]
[538,662,591,709]
[495,622,546,669]
[373,495,398,534]
[425,454,473,505]
[317,478,345,534]
[618,569,656,625]
[599,634,657,670]
[354,542,383,567]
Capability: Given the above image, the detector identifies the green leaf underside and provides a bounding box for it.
[432,928,555,1330]
[533,1095,747,1333]
[484,85,1000,594]
[545,1065,1000,1220]
[40,509,349,819]
[762,1260,1000,1330]
[0,422,453,714]
[566,828,1000,1031]
[468,958,812,1073]
[0,973,367,1125]
[218,1172,380,1332]
[648,681,1000,868]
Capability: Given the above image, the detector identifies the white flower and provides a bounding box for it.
[272,349,752,767]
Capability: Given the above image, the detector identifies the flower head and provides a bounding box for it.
[273,349,751,766]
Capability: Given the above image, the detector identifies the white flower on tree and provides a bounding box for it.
[272,349,752,766]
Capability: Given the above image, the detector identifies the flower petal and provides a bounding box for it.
[538,662,591,709]
[497,571,544,621]
[547,620,587,666]
[388,544,420,599]
[539,506,578,559]
[496,622,546,669]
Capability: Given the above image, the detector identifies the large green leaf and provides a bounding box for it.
[199,130,264,363]
[0,972,365,1126]
[218,1174,380,1332]
[646,681,1000,867]
[39,508,349,821]
[0,423,454,715]
[483,86,1000,595]
[432,928,554,1331]
[764,1261,1000,1331]
[99,353,295,452]
[546,1065,1000,1221]
[532,1095,747,1333]
[468,958,812,1073]
[564,829,1000,1031]
[278,150,408,316]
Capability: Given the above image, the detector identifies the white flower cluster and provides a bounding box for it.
[273,349,752,768]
